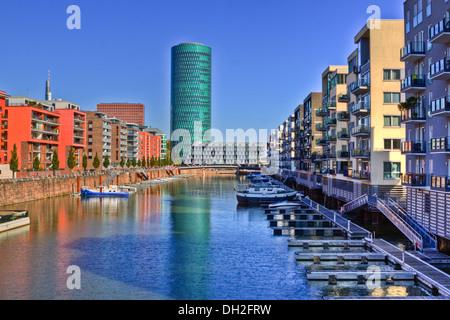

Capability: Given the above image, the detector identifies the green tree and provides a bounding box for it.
[137,158,141,167]
[33,156,41,171]
[120,157,126,168]
[93,152,101,170]
[50,149,60,173]
[9,143,19,179]
[131,158,137,167]
[103,155,110,169]
[82,154,88,172]
[67,147,76,170]
[147,157,150,168]
[150,156,155,167]
[126,158,131,168]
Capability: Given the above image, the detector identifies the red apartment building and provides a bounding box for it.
[97,103,145,126]
[0,94,86,173]
[138,131,161,161]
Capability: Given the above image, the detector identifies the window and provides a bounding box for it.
[384,139,401,150]
[383,69,401,80]
[384,115,401,127]
[384,92,401,104]
[384,162,401,179]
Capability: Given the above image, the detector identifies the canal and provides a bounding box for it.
[0,175,430,299]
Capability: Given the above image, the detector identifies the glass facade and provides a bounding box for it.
[170,43,212,144]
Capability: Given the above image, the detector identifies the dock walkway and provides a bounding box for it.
[368,239,450,296]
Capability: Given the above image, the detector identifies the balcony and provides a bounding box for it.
[429,96,450,116]
[401,140,426,155]
[350,101,370,115]
[351,148,370,158]
[323,101,336,110]
[401,75,426,93]
[402,173,427,188]
[351,125,370,137]
[431,176,450,192]
[337,150,350,159]
[429,18,450,44]
[337,130,350,140]
[352,172,370,180]
[324,134,337,144]
[400,41,425,63]
[401,99,426,123]
[430,57,450,81]
[315,107,328,117]
[315,123,326,131]
[349,78,370,95]
[337,111,350,121]
[429,136,450,153]
[315,138,327,146]
[338,93,350,103]
[324,152,336,159]
[324,117,336,127]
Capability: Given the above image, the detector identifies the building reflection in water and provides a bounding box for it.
[167,176,212,300]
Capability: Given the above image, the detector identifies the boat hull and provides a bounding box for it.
[81,188,129,197]
[236,192,297,204]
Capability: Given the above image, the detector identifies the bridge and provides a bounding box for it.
[177,164,262,173]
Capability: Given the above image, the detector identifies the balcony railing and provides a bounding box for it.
[401,140,426,154]
[430,96,450,115]
[315,107,328,117]
[401,74,426,92]
[349,78,370,95]
[350,125,370,137]
[429,18,450,44]
[402,173,427,187]
[350,101,370,115]
[337,150,350,158]
[352,172,370,180]
[430,57,450,81]
[337,111,349,121]
[429,136,450,152]
[400,41,425,62]
[338,93,350,102]
[401,99,426,122]
[431,176,450,192]
[315,123,326,131]
[337,130,349,140]
[351,148,370,158]
[324,117,336,127]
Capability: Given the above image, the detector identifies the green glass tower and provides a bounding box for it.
[170,43,212,144]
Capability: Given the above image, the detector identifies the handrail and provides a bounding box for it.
[341,194,369,213]
[376,198,423,250]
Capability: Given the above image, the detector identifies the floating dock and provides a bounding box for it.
[307,270,416,283]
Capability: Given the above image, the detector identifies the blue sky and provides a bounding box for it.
[0,0,404,137]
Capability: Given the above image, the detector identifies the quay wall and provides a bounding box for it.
[0,168,180,207]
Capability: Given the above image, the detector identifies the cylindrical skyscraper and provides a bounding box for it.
[170,43,212,145]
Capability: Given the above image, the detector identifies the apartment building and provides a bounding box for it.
[97,103,145,126]
[44,99,86,171]
[2,96,61,171]
[85,111,112,170]
[401,0,450,246]
[138,131,161,161]
[127,123,140,161]
[140,127,167,161]
[318,20,406,204]
[110,118,128,166]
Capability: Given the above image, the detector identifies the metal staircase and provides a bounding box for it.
[341,193,437,251]
[102,170,120,186]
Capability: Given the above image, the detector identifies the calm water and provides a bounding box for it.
[0,175,430,299]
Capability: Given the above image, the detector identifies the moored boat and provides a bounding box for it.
[0,210,30,232]
[268,200,303,209]
[80,185,130,197]
[235,184,297,204]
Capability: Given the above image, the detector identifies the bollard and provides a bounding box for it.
[313,256,321,264]
[357,275,365,285]
[337,256,345,265]
[328,275,337,285]
[323,242,329,250]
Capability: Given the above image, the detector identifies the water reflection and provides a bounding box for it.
[0,176,433,299]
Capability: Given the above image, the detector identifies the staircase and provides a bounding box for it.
[136,168,149,180]
[102,170,120,186]
[341,193,437,251]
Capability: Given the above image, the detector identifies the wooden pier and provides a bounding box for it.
[287,239,366,248]
[295,252,386,262]
[307,270,416,283]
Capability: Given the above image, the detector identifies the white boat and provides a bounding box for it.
[0,210,30,233]
[268,200,303,209]
[235,184,297,204]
